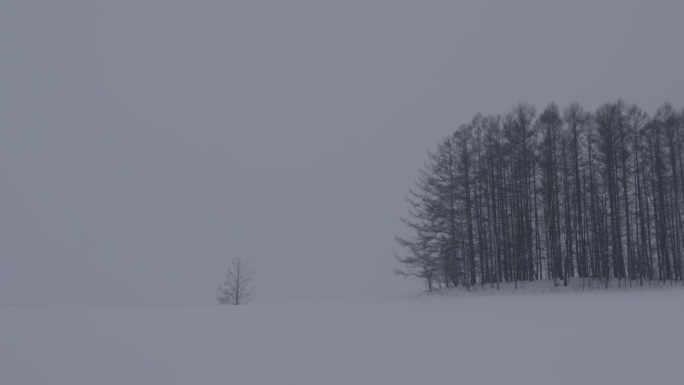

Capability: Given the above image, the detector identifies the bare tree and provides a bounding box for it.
[216,258,255,305]
[396,134,462,291]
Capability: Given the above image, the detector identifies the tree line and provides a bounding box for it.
[396,100,684,291]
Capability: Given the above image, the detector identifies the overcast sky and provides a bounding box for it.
[1,1,683,306]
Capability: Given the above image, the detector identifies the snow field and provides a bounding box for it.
[2,290,682,384]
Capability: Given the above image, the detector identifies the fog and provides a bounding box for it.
[1,0,683,306]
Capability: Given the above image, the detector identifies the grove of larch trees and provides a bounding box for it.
[396,100,684,291]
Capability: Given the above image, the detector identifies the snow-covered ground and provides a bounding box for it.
[424,277,684,297]
[2,289,683,385]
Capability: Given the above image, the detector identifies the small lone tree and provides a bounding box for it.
[216,258,254,305]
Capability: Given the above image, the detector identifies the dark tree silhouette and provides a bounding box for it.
[217,258,255,305]
[397,100,684,291]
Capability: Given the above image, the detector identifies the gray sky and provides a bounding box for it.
[1,0,683,306]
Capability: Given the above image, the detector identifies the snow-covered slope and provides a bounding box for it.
[2,290,682,384]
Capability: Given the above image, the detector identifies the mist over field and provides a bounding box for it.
[2,0,683,306]
[2,2,684,384]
